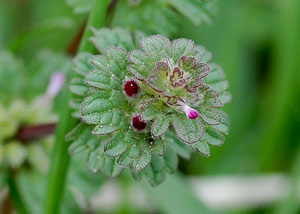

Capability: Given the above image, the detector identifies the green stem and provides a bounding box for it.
[78,0,110,53]
[7,171,29,214]
[43,1,110,214]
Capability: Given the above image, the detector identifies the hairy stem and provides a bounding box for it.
[43,1,110,213]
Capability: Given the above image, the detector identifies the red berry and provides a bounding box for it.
[124,80,139,97]
[132,115,146,131]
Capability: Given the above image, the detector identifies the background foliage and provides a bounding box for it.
[0,0,300,213]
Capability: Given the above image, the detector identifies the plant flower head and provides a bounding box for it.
[68,28,231,186]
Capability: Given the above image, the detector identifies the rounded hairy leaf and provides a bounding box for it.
[163,146,178,173]
[194,141,210,157]
[172,114,204,144]
[104,133,127,157]
[132,150,151,172]
[151,115,170,138]
[90,27,135,53]
[202,126,225,146]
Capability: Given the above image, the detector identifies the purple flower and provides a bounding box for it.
[46,72,66,98]
[181,104,199,120]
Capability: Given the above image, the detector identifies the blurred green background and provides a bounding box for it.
[0,0,300,213]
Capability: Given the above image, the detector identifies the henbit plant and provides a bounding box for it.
[68,27,231,186]
[0,0,232,213]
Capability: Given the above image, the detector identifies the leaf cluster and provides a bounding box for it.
[68,27,231,185]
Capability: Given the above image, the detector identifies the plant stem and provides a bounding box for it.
[78,0,110,53]
[43,1,110,214]
[7,171,29,214]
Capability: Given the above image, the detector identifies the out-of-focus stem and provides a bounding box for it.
[43,1,110,214]
[78,0,110,53]
[7,171,29,214]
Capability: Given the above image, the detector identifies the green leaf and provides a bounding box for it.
[91,47,130,79]
[132,150,151,172]
[199,109,222,125]
[132,170,144,181]
[86,147,102,173]
[86,139,123,177]
[67,0,94,14]
[67,153,105,200]
[214,110,230,135]
[80,90,124,125]
[202,126,225,146]
[208,78,230,96]
[172,38,195,62]
[70,78,89,96]
[193,141,210,157]
[99,156,123,177]
[104,133,127,157]
[128,50,152,80]
[151,115,170,138]
[85,69,121,90]
[151,138,166,156]
[163,146,178,173]
[196,45,212,63]
[144,154,167,186]
[129,35,171,80]
[219,91,232,105]
[134,31,147,46]
[81,96,114,124]
[140,104,157,121]
[90,27,135,53]
[117,145,140,167]
[72,52,95,76]
[164,131,192,159]
[70,98,82,118]
[204,63,226,84]
[151,154,166,172]
[204,63,231,104]
[166,0,213,25]
[111,0,179,37]
[92,124,121,135]
[67,123,95,155]
[172,114,204,144]
[140,35,171,59]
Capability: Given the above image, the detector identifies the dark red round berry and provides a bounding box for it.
[124,80,139,97]
[132,115,146,131]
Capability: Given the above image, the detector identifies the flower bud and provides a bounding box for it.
[124,80,140,97]
[132,115,147,131]
[182,104,199,120]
